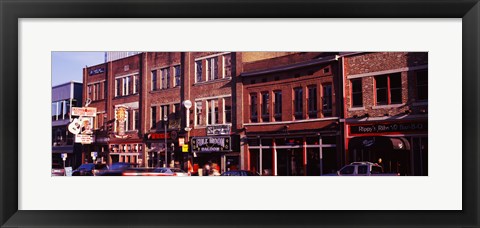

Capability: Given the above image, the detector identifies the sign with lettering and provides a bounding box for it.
[182,144,189,152]
[147,133,170,140]
[72,107,97,117]
[89,68,105,76]
[191,136,231,152]
[350,122,428,135]
[75,134,95,144]
[206,125,231,135]
[115,106,128,138]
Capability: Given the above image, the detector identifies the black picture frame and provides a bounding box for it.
[1,0,478,227]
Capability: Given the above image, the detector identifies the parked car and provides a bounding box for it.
[51,163,65,176]
[122,167,190,176]
[72,163,108,176]
[221,170,260,176]
[97,162,138,176]
[328,162,400,176]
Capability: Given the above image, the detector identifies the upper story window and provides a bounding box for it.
[195,101,203,126]
[195,60,202,83]
[122,76,131,96]
[261,92,270,122]
[294,87,303,120]
[115,78,121,97]
[250,94,258,123]
[207,57,218,81]
[351,79,363,107]
[161,68,170,89]
[133,109,139,130]
[223,54,232,78]
[322,84,332,117]
[206,99,219,125]
[151,106,157,129]
[375,73,401,105]
[174,65,181,87]
[52,100,69,121]
[133,75,139,94]
[416,70,428,101]
[224,97,232,124]
[308,86,318,119]
[151,70,158,91]
[160,105,170,128]
[274,90,282,121]
[88,85,93,100]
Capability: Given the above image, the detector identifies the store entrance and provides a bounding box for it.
[276,148,303,176]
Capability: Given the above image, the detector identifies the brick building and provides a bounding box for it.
[342,52,428,176]
[238,52,344,176]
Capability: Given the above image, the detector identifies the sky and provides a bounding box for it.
[52,52,105,86]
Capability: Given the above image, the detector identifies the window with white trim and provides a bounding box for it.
[195,60,202,83]
[207,57,218,81]
[195,101,203,126]
[223,54,232,78]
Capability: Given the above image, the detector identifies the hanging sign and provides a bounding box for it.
[115,106,128,138]
[72,107,97,117]
[191,136,231,152]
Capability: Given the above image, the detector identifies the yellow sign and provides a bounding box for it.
[182,144,189,152]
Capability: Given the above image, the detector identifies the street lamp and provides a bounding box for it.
[163,114,168,168]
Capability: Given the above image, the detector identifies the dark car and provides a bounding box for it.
[98,162,137,176]
[221,170,259,176]
[72,163,107,176]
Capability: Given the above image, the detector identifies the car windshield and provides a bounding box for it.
[110,163,130,170]
[170,168,185,173]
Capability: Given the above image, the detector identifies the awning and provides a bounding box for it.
[348,136,410,151]
[52,145,74,154]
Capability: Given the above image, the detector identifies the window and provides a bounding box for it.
[88,85,92,100]
[416,70,428,101]
[274,90,282,121]
[250,94,258,123]
[151,70,158,91]
[351,79,363,107]
[224,97,232,124]
[223,54,232,78]
[151,106,157,129]
[122,77,130,96]
[174,103,180,119]
[161,105,170,128]
[294,87,303,120]
[358,165,368,175]
[339,165,355,175]
[196,101,202,125]
[174,65,181,87]
[133,109,139,130]
[207,57,218,80]
[52,102,58,121]
[207,99,218,125]
[161,68,170,89]
[133,75,139,94]
[195,60,202,83]
[308,86,317,118]
[261,92,269,122]
[322,84,332,117]
[115,78,121,97]
[95,83,100,100]
[375,73,402,105]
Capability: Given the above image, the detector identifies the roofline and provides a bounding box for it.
[241,55,339,77]
[52,80,82,88]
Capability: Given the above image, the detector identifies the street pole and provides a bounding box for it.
[164,114,168,168]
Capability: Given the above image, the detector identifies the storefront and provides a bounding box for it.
[247,132,341,176]
[347,120,428,176]
[108,140,144,166]
[190,135,241,174]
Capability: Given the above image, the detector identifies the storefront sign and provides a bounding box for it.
[89,68,105,76]
[191,136,231,152]
[75,134,95,144]
[350,122,428,135]
[68,118,81,135]
[115,106,128,138]
[72,107,97,117]
[206,125,231,135]
[147,133,170,140]
[178,138,185,146]
[80,116,93,134]
[182,144,189,152]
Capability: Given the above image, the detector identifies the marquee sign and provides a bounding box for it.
[115,106,129,138]
[191,136,231,152]
[72,107,97,117]
[350,122,428,135]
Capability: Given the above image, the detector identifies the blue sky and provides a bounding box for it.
[52,52,105,86]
